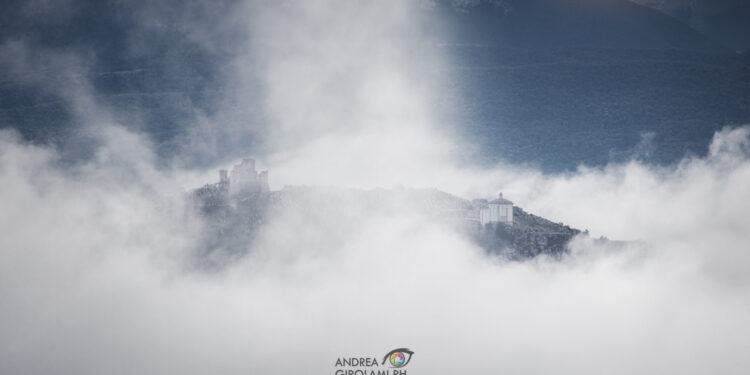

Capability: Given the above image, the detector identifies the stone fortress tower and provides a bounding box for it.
[219,158,269,195]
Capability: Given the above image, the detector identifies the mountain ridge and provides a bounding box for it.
[190,184,592,267]
[428,0,726,51]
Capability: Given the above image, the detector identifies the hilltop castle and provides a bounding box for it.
[199,161,514,227]
[218,158,269,195]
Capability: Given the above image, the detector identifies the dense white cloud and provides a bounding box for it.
[1,124,750,374]
[1,1,749,374]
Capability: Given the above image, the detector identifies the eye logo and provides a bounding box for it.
[382,348,414,368]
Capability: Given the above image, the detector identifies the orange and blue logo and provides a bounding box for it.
[382,348,414,368]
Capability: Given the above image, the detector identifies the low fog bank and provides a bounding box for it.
[1,0,749,373]
[1,124,750,374]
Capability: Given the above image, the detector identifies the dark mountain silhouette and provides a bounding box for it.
[1,0,749,170]
[428,0,724,51]
[699,5,750,52]
[425,0,750,170]
[631,0,750,51]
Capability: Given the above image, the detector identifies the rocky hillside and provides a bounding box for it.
[472,206,580,260]
[190,184,587,266]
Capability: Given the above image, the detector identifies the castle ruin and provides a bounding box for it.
[218,158,269,195]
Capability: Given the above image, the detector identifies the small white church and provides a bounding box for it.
[479,193,514,225]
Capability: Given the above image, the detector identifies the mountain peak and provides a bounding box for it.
[427,0,725,51]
